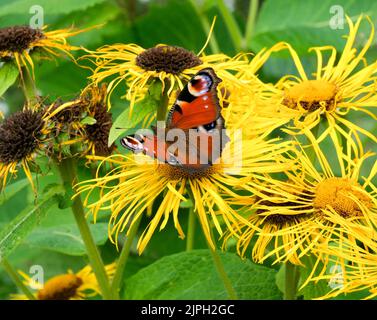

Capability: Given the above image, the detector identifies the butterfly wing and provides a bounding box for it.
[166,68,222,130]
[121,68,229,169]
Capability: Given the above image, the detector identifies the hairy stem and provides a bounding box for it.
[111,214,142,299]
[2,259,36,300]
[209,246,238,300]
[216,0,243,52]
[244,0,259,50]
[189,0,220,54]
[284,262,299,300]
[186,205,196,251]
[57,157,112,300]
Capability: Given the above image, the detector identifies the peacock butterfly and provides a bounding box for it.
[120,68,229,171]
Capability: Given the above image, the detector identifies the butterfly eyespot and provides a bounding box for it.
[120,136,144,152]
[188,74,212,97]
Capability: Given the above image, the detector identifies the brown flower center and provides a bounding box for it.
[37,274,83,300]
[313,177,372,218]
[136,45,202,74]
[282,80,337,112]
[158,164,218,180]
[0,110,44,164]
[0,26,44,53]
[255,184,314,226]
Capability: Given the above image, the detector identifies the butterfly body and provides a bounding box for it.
[121,68,229,170]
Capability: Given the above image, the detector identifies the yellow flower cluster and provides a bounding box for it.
[0,14,376,300]
[74,15,377,299]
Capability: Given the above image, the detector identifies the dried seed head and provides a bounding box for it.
[0,25,44,53]
[136,45,202,74]
[49,101,84,126]
[85,104,114,156]
[0,110,44,164]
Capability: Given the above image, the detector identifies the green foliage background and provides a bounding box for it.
[0,0,376,300]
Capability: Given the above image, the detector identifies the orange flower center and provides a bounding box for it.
[37,274,83,300]
[313,177,372,217]
[283,80,338,112]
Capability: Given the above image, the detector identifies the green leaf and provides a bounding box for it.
[0,177,30,206]
[26,223,108,256]
[298,256,329,299]
[179,199,193,208]
[133,0,206,52]
[108,82,162,146]
[123,249,282,299]
[252,0,377,81]
[0,185,64,262]
[252,0,377,53]
[0,0,107,16]
[0,62,19,97]
[80,116,97,125]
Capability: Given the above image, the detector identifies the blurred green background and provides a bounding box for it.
[0,0,376,299]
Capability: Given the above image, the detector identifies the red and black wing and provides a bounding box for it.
[166,68,222,130]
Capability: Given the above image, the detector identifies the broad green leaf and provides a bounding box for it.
[252,0,377,81]
[123,249,282,299]
[0,185,64,262]
[108,82,162,147]
[0,62,19,97]
[0,0,107,16]
[26,223,108,256]
[0,177,30,206]
[133,0,205,52]
[251,0,377,53]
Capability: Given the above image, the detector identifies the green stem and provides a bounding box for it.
[156,82,170,122]
[111,214,142,299]
[186,187,237,299]
[57,157,112,300]
[21,67,37,105]
[2,259,36,300]
[209,246,238,300]
[216,0,243,52]
[189,0,220,54]
[186,205,196,251]
[244,0,259,50]
[284,262,299,300]
[305,123,320,166]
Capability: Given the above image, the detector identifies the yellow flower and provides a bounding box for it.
[76,131,294,254]
[0,103,52,189]
[10,263,116,300]
[83,32,251,111]
[0,25,91,78]
[229,135,377,267]
[307,233,377,300]
[247,15,377,144]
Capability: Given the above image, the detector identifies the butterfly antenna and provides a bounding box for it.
[197,16,217,56]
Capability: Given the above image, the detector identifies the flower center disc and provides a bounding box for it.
[0,26,44,53]
[37,274,83,300]
[158,164,217,180]
[283,80,337,112]
[136,45,202,74]
[0,110,44,164]
[313,177,371,217]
